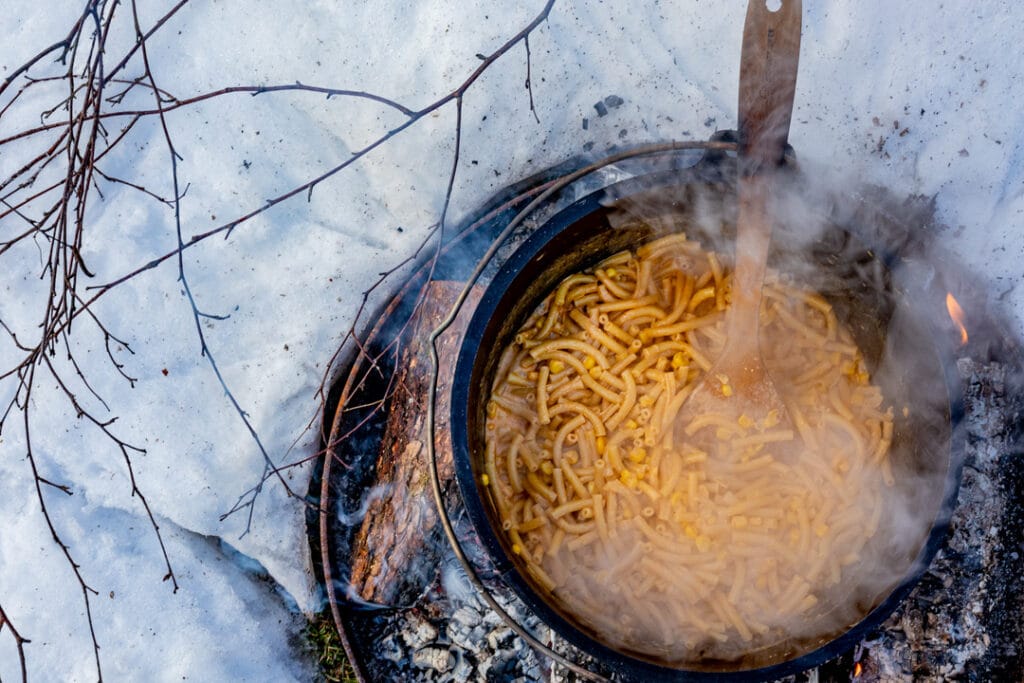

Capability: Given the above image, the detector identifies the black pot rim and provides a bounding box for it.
[450,166,966,682]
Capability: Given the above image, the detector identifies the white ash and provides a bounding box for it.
[412,646,453,673]
[359,569,556,681]
[407,620,440,650]
[449,651,474,681]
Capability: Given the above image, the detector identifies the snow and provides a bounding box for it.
[1,0,1022,680]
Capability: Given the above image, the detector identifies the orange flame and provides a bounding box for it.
[854,661,863,677]
[946,293,968,347]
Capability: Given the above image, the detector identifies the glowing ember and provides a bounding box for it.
[946,293,968,346]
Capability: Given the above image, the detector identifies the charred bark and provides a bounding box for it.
[347,281,481,606]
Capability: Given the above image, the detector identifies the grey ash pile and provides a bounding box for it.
[363,582,549,681]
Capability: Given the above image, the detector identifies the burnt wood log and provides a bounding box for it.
[347,280,481,606]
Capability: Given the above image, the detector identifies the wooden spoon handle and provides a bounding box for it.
[730,0,802,338]
[738,0,802,173]
[731,175,772,338]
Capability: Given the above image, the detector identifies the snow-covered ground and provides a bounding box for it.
[1,1,1021,680]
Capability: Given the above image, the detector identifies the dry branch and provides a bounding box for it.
[0,0,556,678]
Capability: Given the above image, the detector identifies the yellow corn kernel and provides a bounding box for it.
[540,461,554,475]
[588,366,602,378]
[669,491,683,506]
[582,356,597,370]
[606,268,618,278]
[763,409,780,429]
[481,474,490,486]
[715,428,731,441]
[486,400,498,418]
[695,535,712,552]
[596,435,607,455]
[628,447,647,463]
[683,524,698,539]
[737,414,755,430]
[512,543,522,555]
[814,523,830,538]
[671,351,687,369]
[721,383,733,397]
[625,419,638,430]
[619,470,638,488]
[548,360,565,374]
[639,395,655,408]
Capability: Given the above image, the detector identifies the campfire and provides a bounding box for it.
[310,140,1024,681]
[309,2,1023,680]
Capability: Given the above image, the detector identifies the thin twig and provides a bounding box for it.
[0,602,31,683]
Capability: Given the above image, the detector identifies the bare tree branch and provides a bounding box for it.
[0,0,558,676]
[0,601,31,683]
